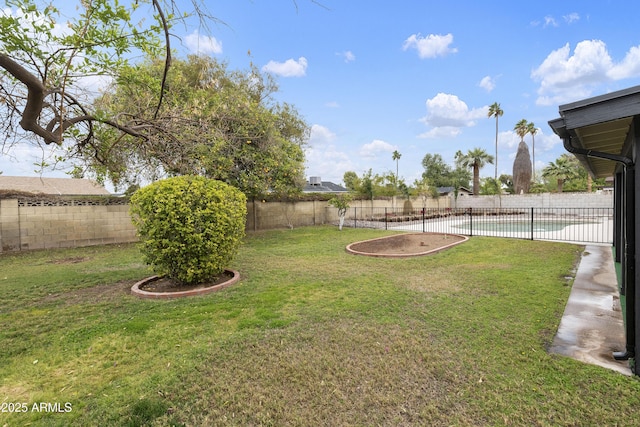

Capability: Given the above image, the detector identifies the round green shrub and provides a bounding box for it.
[130,176,247,286]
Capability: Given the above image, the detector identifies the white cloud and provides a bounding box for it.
[184,30,223,55]
[402,33,457,59]
[359,139,396,158]
[608,46,640,80]
[305,146,353,183]
[544,15,558,28]
[531,40,617,105]
[531,39,640,104]
[536,40,613,85]
[533,13,579,28]
[309,124,336,146]
[537,131,563,151]
[337,50,355,63]
[324,101,340,108]
[564,13,580,24]
[418,126,462,139]
[419,93,486,134]
[262,57,308,77]
[479,75,496,92]
[305,124,353,182]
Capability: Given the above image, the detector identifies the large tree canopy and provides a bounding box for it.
[421,152,471,191]
[84,55,308,196]
[0,1,309,197]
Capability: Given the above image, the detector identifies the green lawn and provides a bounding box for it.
[1,226,639,426]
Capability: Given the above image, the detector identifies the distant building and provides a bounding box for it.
[303,176,348,193]
[0,176,110,196]
[436,186,473,197]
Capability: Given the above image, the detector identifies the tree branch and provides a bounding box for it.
[0,53,60,144]
[152,0,171,120]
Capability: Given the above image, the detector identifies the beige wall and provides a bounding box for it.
[0,199,20,251]
[0,198,137,252]
[0,195,452,252]
[454,192,613,209]
[244,196,451,231]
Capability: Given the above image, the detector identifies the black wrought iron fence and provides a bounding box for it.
[341,207,613,244]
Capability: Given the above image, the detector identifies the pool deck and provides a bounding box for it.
[549,244,631,375]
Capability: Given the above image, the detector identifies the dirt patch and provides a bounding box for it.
[346,232,467,258]
[131,270,240,299]
[48,256,90,264]
[139,271,235,293]
[41,280,134,306]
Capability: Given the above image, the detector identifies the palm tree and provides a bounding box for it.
[542,156,578,192]
[527,121,538,181]
[487,102,503,180]
[392,150,401,191]
[514,119,529,142]
[455,148,494,196]
[391,150,401,209]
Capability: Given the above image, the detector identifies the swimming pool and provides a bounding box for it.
[452,219,596,233]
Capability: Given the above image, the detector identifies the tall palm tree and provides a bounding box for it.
[487,102,503,180]
[527,121,538,181]
[392,150,401,190]
[455,148,494,196]
[514,119,529,142]
[391,150,401,209]
[542,156,577,192]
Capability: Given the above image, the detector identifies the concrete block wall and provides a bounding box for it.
[0,198,138,252]
[454,192,613,210]
[1,196,454,250]
[0,193,610,252]
[246,200,330,231]
[244,197,452,231]
[0,199,20,251]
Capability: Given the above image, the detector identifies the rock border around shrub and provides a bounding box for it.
[131,269,240,299]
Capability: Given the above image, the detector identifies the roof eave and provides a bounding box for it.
[549,86,640,178]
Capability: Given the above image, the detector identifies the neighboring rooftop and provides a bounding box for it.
[0,176,110,196]
[303,176,348,193]
[436,186,473,196]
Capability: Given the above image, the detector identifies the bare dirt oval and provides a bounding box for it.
[346,232,468,258]
[131,269,240,299]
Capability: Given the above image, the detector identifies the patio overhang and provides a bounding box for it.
[548,85,640,177]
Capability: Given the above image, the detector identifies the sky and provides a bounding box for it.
[3,0,640,190]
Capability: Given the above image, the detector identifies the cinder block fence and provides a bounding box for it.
[0,192,611,252]
[0,197,137,252]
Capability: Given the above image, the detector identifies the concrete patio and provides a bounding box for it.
[549,244,631,375]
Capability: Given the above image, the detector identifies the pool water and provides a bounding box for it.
[453,219,594,233]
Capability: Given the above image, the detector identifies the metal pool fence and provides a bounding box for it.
[340,207,613,244]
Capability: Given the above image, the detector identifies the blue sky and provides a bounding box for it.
[4,0,640,189]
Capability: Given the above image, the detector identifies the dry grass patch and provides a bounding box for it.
[167,319,470,426]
